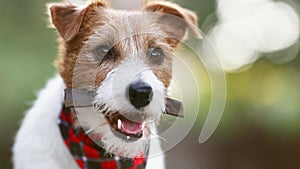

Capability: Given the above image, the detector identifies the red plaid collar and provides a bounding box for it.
[58,105,147,169]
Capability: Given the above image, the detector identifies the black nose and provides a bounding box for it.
[128,82,153,108]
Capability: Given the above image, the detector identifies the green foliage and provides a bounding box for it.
[0,1,58,168]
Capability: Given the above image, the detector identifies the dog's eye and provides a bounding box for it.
[148,48,165,65]
[94,45,113,61]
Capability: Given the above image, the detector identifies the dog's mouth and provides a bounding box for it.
[104,112,144,139]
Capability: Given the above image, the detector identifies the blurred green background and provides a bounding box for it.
[1,0,300,169]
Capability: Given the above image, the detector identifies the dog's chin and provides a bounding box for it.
[76,106,152,158]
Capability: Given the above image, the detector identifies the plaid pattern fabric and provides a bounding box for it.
[58,105,147,169]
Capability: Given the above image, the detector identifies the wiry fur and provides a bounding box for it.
[13,0,200,169]
[91,59,166,157]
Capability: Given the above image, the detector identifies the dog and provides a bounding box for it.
[12,0,201,169]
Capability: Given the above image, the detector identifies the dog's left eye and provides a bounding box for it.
[94,45,113,61]
[148,48,165,65]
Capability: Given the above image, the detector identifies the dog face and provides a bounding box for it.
[49,0,199,157]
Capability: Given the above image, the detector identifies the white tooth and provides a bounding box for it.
[117,119,122,130]
[127,136,130,140]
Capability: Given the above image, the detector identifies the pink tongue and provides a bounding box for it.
[120,119,143,135]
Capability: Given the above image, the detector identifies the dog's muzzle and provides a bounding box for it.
[64,88,184,140]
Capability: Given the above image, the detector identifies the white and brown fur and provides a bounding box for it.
[12,0,200,169]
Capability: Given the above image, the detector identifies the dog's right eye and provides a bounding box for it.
[148,47,165,65]
[94,45,113,61]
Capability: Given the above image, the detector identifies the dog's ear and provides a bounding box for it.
[48,4,87,42]
[143,1,202,46]
[48,1,108,42]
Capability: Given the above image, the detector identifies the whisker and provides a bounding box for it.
[151,134,167,143]
[85,127,96,134]
[85,122,108,135]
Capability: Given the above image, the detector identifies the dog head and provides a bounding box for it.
[49,0,200,157]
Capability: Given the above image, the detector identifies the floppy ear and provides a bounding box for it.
[143,1,202,43]
[48,3,87,42]
[48,0,109,42]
